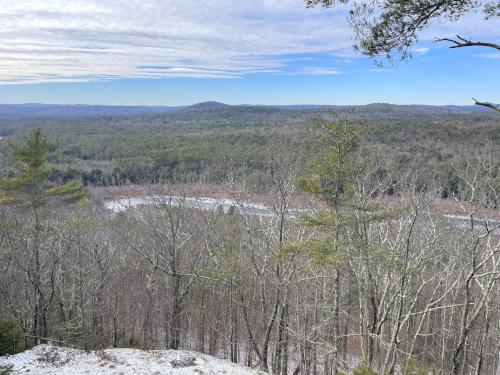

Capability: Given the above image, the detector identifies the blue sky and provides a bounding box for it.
[0,0,498,106]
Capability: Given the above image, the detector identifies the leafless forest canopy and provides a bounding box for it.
[0,107,499,375]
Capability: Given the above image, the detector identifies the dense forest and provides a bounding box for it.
[1,109,499,374]
[0,103,498,201]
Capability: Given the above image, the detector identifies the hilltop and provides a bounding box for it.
[186,101,230,110]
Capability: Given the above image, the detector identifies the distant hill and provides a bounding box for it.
[0,103,182,118]
[187,101,230,110]
[0,102,492,121]
[145,102,494,125]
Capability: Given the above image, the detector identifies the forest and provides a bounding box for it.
[0,108,499,374]
[0,103,498,198]
[1,0,499,372]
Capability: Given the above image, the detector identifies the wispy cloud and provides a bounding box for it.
[0,0,353,84]
[0,1,498,84]
[412,47,430,54]
[301,67,342,75]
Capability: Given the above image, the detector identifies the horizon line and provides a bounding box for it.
[0,101,485,108]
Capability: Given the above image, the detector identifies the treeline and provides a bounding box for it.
[0,123,499,374]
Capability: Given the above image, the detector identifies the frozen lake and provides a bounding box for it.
[105,195,291,217]
[106,195,499,231]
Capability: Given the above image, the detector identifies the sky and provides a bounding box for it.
[0,0,499,106]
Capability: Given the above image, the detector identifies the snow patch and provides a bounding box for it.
[0,344,264,375]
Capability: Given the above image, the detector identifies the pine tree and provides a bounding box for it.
[295,113,360,373]
[0,128,86,207]
[296,113,395,372]
[0,128,87,346]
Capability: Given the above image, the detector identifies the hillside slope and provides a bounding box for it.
[0,345,263,375]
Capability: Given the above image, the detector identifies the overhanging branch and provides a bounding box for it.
[473,98,500,113]
[435,35,500,50]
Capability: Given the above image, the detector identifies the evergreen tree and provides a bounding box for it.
[0,128,87,346]
[0,128,86,207]
[296,113,395,372]
[295,113,360,373]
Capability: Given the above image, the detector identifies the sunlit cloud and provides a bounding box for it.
[0,0,498,84]
[0,0,353,84]
[301,67,342,75]
[412,47,430,54]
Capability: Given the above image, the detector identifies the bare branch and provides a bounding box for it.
[435,35,500,51]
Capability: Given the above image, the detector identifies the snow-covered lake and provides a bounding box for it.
[443,214,500,230]
[105,195,281,216]
[105,195,499,231]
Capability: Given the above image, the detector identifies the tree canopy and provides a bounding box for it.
[0,128,87,208]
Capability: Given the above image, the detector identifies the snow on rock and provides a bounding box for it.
[0,344,264,375]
